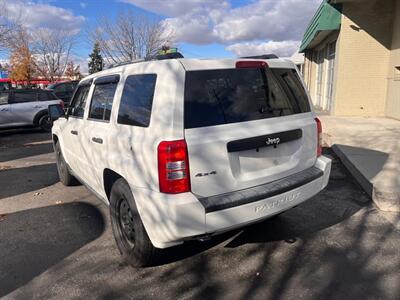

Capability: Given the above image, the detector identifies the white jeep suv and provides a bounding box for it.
[50,55,331,266]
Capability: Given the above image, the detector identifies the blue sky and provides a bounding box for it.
[1,0,321,68]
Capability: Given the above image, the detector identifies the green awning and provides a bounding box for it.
[299,0,342,52]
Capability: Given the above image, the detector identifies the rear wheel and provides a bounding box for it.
[54,141,79,186]
[110,178,159,267]
[39,113,52,132]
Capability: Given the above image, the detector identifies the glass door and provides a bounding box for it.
[316,49,325,109]
[325,41,336,112]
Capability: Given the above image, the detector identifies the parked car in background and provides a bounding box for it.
[0,89,63,131]
[46,81,78,105]
[50,54,331,267]
[0,79,11,91]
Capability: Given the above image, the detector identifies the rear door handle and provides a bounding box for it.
[92,137,103,144]
[70,130,78,135]
[0,108,8,111]
[33,105,43,108]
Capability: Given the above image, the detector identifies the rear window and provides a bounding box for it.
[184,68,311,129]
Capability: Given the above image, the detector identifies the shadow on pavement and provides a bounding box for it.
[5,149,400,299]
[136,151,398,299]
[0,128,53,163]
[0,202,105,297]
[157,149,370,265]
[0,163,59,200]
[0,142,54,163]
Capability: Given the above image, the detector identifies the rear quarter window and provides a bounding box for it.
[184,67,311,129]
[117,74,157,127]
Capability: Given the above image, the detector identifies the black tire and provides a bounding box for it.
[54,141,79,186]
[110,178,159,267]
[39,113,52,132]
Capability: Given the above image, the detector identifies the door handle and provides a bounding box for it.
[70,130,78,135]
[92,137,103,144]
[33,105,43,108]
[0,108,8,111]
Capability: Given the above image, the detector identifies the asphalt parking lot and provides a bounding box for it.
[0,129,399,300]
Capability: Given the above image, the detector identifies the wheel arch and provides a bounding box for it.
[103,169,124,201]
[33,109,48,126]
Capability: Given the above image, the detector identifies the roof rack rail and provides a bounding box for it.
[107,51,184,69]
[240,54,279,59]
[155,52,184,60]
[109,58,146,69]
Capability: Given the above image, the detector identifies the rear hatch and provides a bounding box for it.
[183,60,318,198]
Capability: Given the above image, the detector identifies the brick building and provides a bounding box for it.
[300,0,400,120]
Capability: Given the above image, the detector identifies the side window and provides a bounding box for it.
[0,92,8,105]
[70,85,90,118]
[88,79,118,121]
[38,91,56,101]
[269,69,311,113]
[11,91,37,103]
[117,74,157,127]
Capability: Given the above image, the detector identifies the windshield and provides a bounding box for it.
[184,67,311,129]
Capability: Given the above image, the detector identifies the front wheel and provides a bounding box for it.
[54,141,79,186]
[110,178,159,267]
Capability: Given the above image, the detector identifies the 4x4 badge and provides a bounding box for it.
[195,171,217,177]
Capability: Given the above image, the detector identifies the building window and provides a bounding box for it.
[325,41,336,111]
[315,48,325,109]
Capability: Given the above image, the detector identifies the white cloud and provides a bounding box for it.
[5,0,85,34]
[120,0,229,17]
[72,55,89,75]
[226,40,301,57]
[125,0,320,46]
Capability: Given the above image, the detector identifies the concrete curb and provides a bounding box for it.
[331,144,373,198]
[331,144,400,212]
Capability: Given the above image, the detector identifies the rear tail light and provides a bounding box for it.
[59,100,64,110]
[236,61,268,68]
[315,117,322,156]
[158,140,191,194]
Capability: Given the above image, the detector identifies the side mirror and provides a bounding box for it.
[48,104,65,122]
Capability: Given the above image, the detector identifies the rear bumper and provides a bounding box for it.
[199,166,323,213]
[133,156,331,248]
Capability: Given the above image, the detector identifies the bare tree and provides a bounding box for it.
[0,1,19,50]
[31,28,75,82]
[89,11,173,65]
